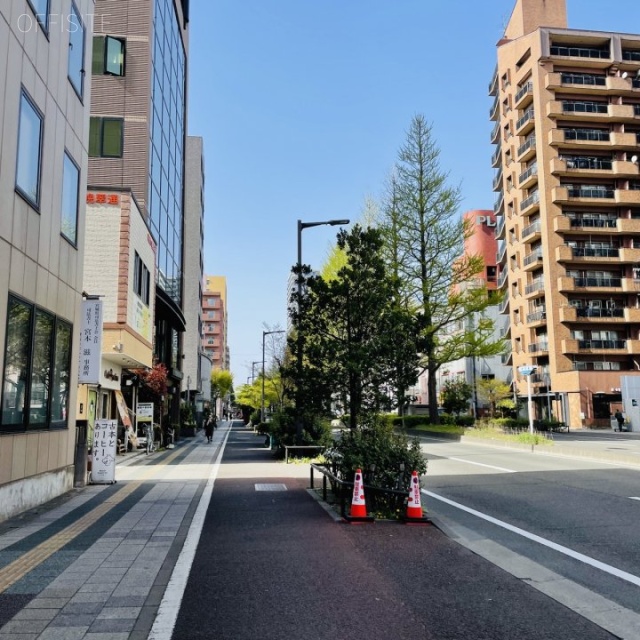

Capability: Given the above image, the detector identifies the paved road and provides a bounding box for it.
[0,422,632,640]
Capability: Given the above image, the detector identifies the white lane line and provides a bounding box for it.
[446,457,517,473]
[423,489,640,588]
[148,425,232,640]
[630,497,640,501]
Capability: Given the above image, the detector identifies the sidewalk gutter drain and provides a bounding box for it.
[255,484,288,491]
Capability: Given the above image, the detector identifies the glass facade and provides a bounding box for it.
[150,0,186,307]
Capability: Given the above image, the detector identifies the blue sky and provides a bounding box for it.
[188,0,640,385]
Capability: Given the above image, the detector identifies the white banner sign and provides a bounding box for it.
[79,300,103,384]
[137,402,154,421]
[91,419,117,484]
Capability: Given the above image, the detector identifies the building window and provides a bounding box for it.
[133,252,151,305]
[92,36,126,76]
[15,90,43,208]
[89,117,124,157]
[61,152,79,245]
[1,295,72,432]
[26,0,49,31]
[67,3,86,98]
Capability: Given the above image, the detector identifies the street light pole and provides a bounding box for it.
[262,329,285,423]
[295,218,350,443]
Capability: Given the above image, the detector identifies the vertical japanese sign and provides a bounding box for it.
[79,300,103,384]
[91,419,117,484]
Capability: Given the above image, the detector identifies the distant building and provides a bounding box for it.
[202,276,229,371]
[0,0,94,521]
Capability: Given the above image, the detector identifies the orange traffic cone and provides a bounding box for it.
[403,471,430,524]
[346,468,373,523]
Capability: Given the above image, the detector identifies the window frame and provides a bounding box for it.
[0,294,73,433]
[67,2,86,100]
[61,150,80,246]
[26,0,50,33]
[15,89,44,210]
[92,35,126,76]
[89,117,124,158]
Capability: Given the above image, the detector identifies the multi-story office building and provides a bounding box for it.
[89,0,190,425]
[202,276,228,371]
[492,0,640,428]
[183,136,206,422]
[0,1,94,520]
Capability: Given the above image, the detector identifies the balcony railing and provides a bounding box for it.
[525,280,545,295]
[518,164,538,184]
[565,157,612,170]
[495,215,505,238]
[497,240,507,263]
[574,276,621,287]
[492,167,503,190]
[494,191,504,214]
[522,220,542,238]
[569,216,617,228]
[521,191,540,211]
[516,108,535,130]
[567,186,614,198]
[524,250,543,266]
[489,67,498,95]
[573,361,624,371]
[563,128,610,142]
[497,268,508,288]
[578,339,626,349]
[551,45,610,59]
[517,136,536,158]
[529,342,549,353]
[572,246,619,258]
[527,309,546,323]
[562,101,608,114]
[491,144,502,167]
[560,72,606,86]
[515,81,534,104]
[576,307,624,318]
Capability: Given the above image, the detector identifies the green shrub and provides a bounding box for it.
[250,410,261,426]
[268,408,333,449]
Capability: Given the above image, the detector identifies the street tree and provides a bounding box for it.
[477,378,513,417]
[291,224,419,430]
[384,114,504,423]
[210,369,233,415]
[440,378,473,416]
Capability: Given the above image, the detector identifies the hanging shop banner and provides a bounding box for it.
[91,419,117,484]
[114,390,132,428]
[78,300,103,384]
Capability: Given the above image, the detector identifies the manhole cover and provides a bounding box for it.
[255,483,288,491]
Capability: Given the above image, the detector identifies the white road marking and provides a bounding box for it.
[446,457,517,473]
[148,425,232,640]
[630,497,640,501]
[423,489,640,588]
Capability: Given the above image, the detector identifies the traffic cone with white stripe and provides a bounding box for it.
[403,471,430,524]
[346,468,374,523]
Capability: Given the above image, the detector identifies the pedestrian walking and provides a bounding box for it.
[204,415,214,443]
[615,410,625,432]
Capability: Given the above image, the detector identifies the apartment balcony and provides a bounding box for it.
[628,339,640,354]
[617,218,640,233]
[491,144,503,168]
[569,276,622,292]
[548,45,611,68]
[579,339,627,352]
[521,220,542,243]
[556,245,621,264]
[496,240,507,263]
[520,191,540,215]
[495,214,506,239]
[561,338,580,354]
[490,95,500,121]
[546,101,636,123]
[514,81,534,109]
[500,320,511,339]
[518,164,538,189]
[490,120,501,145]
[501,351,513,365]
[548,128,616,151]
[527,308,547,325]
[619,247,640,263]
[612,160,640,177]
[497,268,509,289]
[494,191,504,215]
[615,189,640,206]
[499,296,510,314]
[622,278,640,293]
[558,276,576,292]
[517,136,537,162]
[489,67,498,96]
[545,72,633,95]
[552,185,614,205]
[528,342,549,355]
[550,157,613,177]
[523,249,543,270]
[525,280,546,298]
[515,108,535,136]
[492,167,503,191]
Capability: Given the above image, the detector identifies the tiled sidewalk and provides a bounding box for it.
[0,424,230,640]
